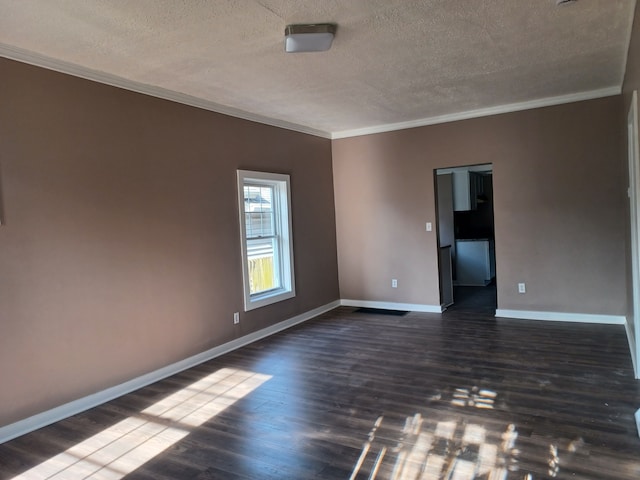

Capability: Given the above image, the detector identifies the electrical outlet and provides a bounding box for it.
[392,279,398,288]
[233,312,239,324]
[518,283,526,294]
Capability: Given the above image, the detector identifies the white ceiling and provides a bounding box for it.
[0,0,636,138]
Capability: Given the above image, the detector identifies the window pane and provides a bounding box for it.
[244,185,274,238]
[247,237,279,294]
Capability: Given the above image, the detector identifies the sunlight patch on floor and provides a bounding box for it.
[348,386,567,479]
[352,415,519,480]
[451,387,496,409]
[11,368,271,480]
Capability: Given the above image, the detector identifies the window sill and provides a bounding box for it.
[244,288,295,311]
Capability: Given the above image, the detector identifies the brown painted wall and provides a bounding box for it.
[0,58,339,427]
[622,0,640,342]
[333,97,626,314]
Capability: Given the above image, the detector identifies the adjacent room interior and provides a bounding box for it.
[435,164,497,313]
[1,1,640,479]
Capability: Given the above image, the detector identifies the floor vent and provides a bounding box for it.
[354,307,408,316]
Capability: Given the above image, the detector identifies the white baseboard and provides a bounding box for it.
[340,299,443,313]
[495,309,626,325]
[0,300,340,445]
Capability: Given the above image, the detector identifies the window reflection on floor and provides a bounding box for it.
[349,386,567,480]
[10,368,271,480]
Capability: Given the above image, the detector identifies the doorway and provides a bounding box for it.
[435,164,497,314]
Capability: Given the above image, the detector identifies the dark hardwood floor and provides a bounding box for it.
[1,306,639,479]
[448,283,497,315]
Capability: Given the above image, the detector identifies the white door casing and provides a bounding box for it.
[627,90,640,379]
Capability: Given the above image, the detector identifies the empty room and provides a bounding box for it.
[1,1,640,479]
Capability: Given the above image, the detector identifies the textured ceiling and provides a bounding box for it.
[0,0,636,138]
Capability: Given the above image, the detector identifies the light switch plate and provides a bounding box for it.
[426,222,432,231]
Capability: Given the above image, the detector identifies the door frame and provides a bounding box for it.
[627,90,640,379]
[434,164,496,311]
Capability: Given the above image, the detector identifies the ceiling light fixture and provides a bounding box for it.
[284,24,336,53]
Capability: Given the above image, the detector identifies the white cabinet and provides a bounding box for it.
[438,165,491,211]
[452,170,479,211]
[455,239,495,286]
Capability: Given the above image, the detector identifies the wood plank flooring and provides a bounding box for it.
[1,305,639,479]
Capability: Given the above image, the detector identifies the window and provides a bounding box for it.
[237,170,295,311]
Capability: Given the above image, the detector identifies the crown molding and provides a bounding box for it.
[0,43,333,139]
[1,43,621,141]
[331,87,622,139]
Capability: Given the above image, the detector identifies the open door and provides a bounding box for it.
[436,173,455,309]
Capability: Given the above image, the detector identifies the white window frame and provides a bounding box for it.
[237,170,295,311]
